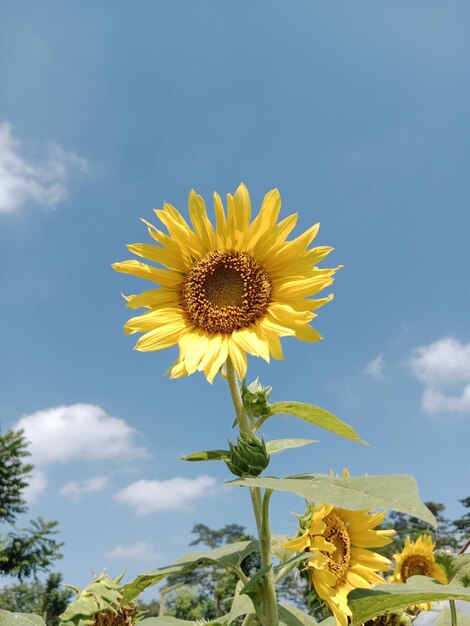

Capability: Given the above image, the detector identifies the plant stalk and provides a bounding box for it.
[225,358,279,626]
[450,600,458,626]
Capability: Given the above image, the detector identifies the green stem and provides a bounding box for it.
[259,489,279,625]
[450,600,458,626]
[226,357,250,436]
[241,614,256,626]
[225,359,279,626]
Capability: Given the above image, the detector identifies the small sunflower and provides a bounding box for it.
[284,502,395,626]
[113,184,340,382]
[391,535,447,585]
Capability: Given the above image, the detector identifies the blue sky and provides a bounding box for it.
[1,0,469,596]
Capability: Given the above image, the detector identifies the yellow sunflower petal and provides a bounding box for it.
[112,260,182,289]
[189,190,216,252]
[134,321,184,352]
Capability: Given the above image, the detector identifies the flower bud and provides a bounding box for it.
[226,434,270,477]
[241,378,272,419]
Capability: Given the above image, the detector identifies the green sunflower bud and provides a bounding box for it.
[241,378,272,419]
[226,434,270,477]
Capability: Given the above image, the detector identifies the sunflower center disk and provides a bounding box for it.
[401,556,433,581]
[323,513,351,581]
[181,250,272,334]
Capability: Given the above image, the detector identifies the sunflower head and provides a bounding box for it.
[391,535,447,584]
[113,184,341,382]
[284,502,395,626]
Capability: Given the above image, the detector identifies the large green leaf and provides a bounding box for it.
[266,402,367,444]
[265,438,317,454]
[228,474,435,525]
[122,540,259,603]
[0,614,46,626]
[349,576,470,625]
[278,604,318,625]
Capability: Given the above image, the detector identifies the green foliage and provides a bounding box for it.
[0,612,47,626]
[0,573,73,626]
[277,604,318,625]
[264,439,317,454]
[434,607,470,626]
[260,401,366,444]
[0,424,62,579]
[181,440,315,464]
[453,497,470,543]
[122,540,259,605]
[349,576,470,625]
[0,428,33,523]
[435,552,470,586]
[229,474,436,526]
[0,517,62,579]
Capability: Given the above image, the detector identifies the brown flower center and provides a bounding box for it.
[323,512,351,581]
[400,555,433,581]
[181,250,272,333]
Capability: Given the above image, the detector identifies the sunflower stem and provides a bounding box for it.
[450,600,458,626]
[225,358,279,626]
[259,488,279,626]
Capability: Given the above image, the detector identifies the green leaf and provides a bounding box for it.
[228,474,436,526]
[181,449,229,462]
[349,576,470,625]
[0,613,47,626]
[435,552,470,586]
[267,401,367,444]
[435,607,470,626]
[271,533,293,563]
[240,565,272,603]
[137,615,195,626]
[122,540,259,603]
[265,438,317,455]
[212,584,256,624]
[278,604,318,625]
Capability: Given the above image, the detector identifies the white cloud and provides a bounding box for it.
[23,469,48,506]
[115,476,217,515]
[363,354,384,379]
[105,542,163,565]
[15,403,147,466]
[411,337,470,414]
[0,122,88,214]
[59,475,109,501]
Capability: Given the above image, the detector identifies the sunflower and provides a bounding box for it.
[284,502,395,626]
[113,184,340,382]
[391,535,447,585]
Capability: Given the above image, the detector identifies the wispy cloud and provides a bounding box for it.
[105,542,164,565]
[411,337,470,414]
[15,404,147,466]
[59,476,109,501]
[0,122,88,214]
[363,354,384,379]
[115,476,217,515]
